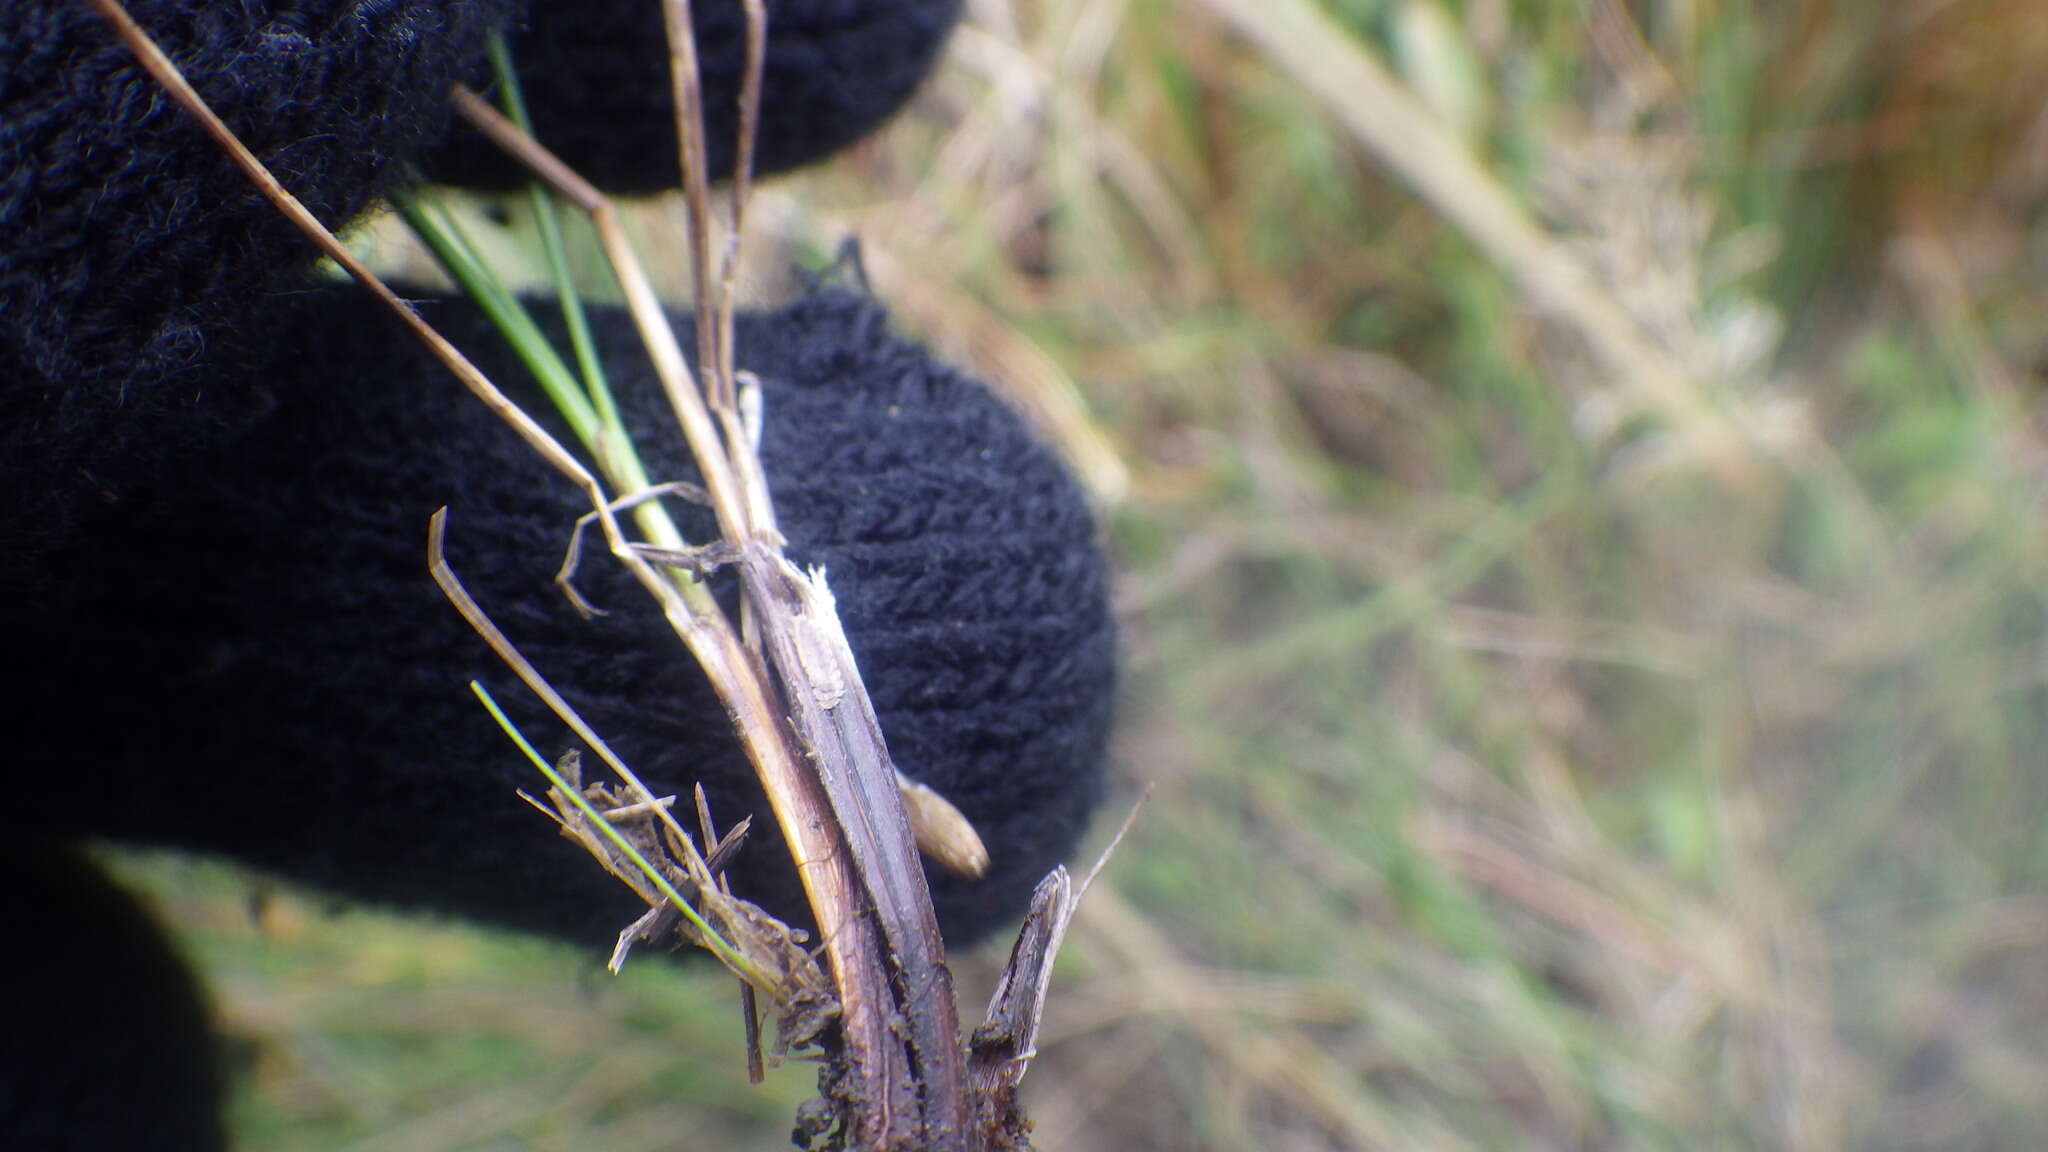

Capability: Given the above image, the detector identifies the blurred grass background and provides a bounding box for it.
[110,0,2048,1147]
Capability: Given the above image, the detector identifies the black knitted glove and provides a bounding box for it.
[10,282,1116,949]
[0,0,515,574]
[426,0,964,192]
[4,6,1102,1149]
[2,0,961,581]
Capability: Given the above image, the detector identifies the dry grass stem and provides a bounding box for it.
[447,75,941,1144]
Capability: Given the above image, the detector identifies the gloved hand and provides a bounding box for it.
[1,5,1108,1147]
[12,281,1115,947]
[2,0,962,575]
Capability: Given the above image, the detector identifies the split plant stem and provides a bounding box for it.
[443,79,972,1146]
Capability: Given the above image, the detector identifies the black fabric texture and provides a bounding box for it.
[427,0,963,192]
[1,0,956,587]
[0,841,225,1152]
[4,7,1105,1146]
[9,283,1116,951]
[0,0,515,579]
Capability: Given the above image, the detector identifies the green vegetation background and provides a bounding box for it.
[112,0,2048,1147]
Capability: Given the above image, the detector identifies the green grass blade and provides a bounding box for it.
[468,680,760,982]
[484,33,621,433]
[395,191,600,449]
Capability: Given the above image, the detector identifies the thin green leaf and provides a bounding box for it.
[468,680,761,982]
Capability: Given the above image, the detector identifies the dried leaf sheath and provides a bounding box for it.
[438,74,964,1143]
